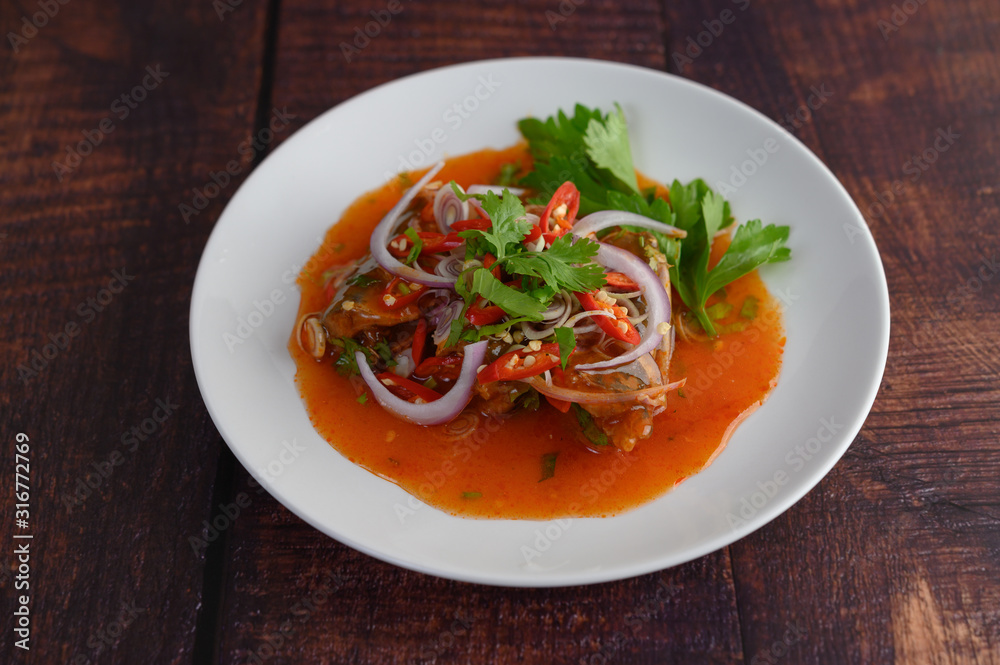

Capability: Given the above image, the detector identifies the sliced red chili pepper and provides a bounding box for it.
[414,354,463,380]
[541,228,568,248]
[411,319,428,368]
[477,343,564,384]
[376,371,441,403]
[523,224,542,246]
[604,271,639,291]
[466,303,506,326]
[380,277,426,310]
[539,181,581,234]
[387,231,463,258]
[575,291,641,345]
[451,218,492,232]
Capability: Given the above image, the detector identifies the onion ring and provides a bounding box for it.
[572,242,671,371]
[355,341,487,425]
[573,210,686,239]
[370,162,456,287]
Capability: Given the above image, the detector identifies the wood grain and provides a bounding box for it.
[0,0,272,662]
[0,0,998,663]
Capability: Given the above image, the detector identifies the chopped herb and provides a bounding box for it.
[539,452,559,482]
[398,172,412,187]
[740,296,759,320]
[332,242,345,253]
[424,377,438,390]
[513,389,540,411]
[403,227,422,265]
[356,393,368,404]
[496,162,519,186]
[706,302,733,321]
[554,327,576,369]
[347,273,378,287]
[373,340,396,367]
[571,403,609,447]
[388,457,400,465]
[332,337,394,376]
[462,491,482,500]
[677,388,686,398]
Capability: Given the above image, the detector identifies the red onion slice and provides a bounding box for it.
[370,162,456,287]
[573,210,687,239]
[523,375,685,405]
[355,341,487,425]
[573,242,671,371]
[433,184,469,232]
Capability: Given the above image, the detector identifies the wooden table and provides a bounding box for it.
[2,0,998,663]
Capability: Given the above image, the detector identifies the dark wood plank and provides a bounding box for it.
[212,1,746,664]
[0,0,272,661]
[665,0,1000,662]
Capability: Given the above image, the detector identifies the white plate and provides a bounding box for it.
[190,57,889,587]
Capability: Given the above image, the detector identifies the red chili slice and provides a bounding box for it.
[477,343,564,384]
[466,303,506,326]
[451,218,492,232]
[575,291,641,345]
[380,277,426,310]
[387,231,463,258]
[539,182,581,234]
[375,371,441,403]
[414,354,463,380]
[411,319,428,368]
[604,271,639,291]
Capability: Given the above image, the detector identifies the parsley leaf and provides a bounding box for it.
[584,103,639,194]
[554,327,576,370]
[668,180,788,336]
[501,234,606,293]
[471,268,544,320]
[454,186,530,262]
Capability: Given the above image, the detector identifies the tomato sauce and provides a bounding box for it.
[289,144,785,519]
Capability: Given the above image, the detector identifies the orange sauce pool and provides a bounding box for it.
[289,144,785,519]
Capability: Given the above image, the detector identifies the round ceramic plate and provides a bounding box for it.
[190,57,889,587]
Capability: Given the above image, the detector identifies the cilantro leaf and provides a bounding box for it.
[501,234,606,293]
[554,327,575,369]
[471,268,544,320]
[347,274,379,287]
[584,103,639,194]
[703,220,790,297]
[456,188,530,262]
[668,180,788,336]
[331,337,395,376]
